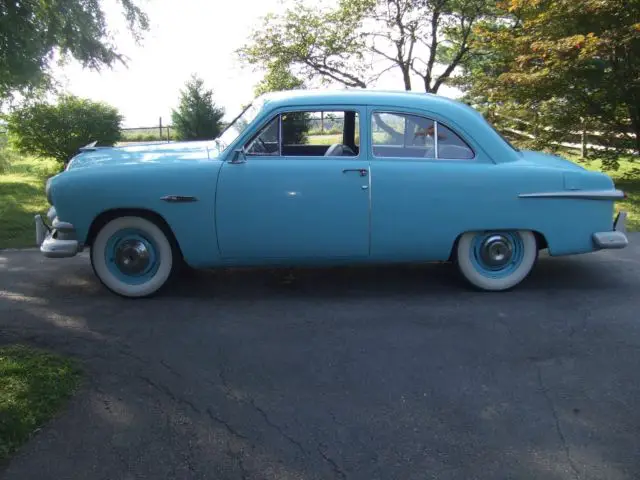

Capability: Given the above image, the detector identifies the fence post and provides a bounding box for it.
[167,126,171,143]
[159,117,163,141]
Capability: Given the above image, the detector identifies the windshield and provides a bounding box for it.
[214,98,266,152]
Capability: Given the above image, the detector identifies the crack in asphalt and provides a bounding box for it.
[137,375,201,414]
[206,407,248,441]
[216,356,349,478]
[249,398,308,456]
[160,359,182,378]
[536,365,580,480]
[318,444,347,480]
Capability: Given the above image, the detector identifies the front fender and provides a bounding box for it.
[50,161,223,267]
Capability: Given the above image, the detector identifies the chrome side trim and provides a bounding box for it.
[519,189,626,200]
[434,121,439,159]
[160,195,198,203]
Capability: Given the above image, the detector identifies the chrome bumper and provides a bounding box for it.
[35,209,80,258]
[592,211,628,249]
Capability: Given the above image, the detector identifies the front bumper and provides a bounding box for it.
[592,211,629,249]
[35,208,81,258]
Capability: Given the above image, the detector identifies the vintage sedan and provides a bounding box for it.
[35,89,628,298]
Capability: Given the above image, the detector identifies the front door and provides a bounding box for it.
[215,107,370,261]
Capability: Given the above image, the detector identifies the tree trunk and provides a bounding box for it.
[402,66,411,91]
[580,118,587,159]
[628,104,640,156]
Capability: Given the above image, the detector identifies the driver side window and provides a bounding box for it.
[244,110,360,158]
[245,116,280,156]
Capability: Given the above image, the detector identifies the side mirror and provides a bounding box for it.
[229,148,247,164]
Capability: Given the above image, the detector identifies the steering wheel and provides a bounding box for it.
[324,143,356,157]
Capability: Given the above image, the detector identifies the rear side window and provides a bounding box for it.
[371,111,474,160]
[437,124,474,159]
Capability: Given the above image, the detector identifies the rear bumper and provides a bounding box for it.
[35,210,81,258]
[592,211,628,250]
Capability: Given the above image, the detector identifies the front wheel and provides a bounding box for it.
[455,230,538,291]
[91,216,175,298]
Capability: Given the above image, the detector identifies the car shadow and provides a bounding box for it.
[158,252,628,300]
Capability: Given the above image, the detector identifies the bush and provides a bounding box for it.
[6,95,123,166]
[171,74,225,141]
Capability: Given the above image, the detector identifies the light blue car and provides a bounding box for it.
[35,90,628,298]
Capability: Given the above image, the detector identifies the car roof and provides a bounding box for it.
[259,88,468,111]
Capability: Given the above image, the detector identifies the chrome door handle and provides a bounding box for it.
[342,168,368,177]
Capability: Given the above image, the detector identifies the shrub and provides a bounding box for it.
[7,95,123,166]
[171,74,225,141]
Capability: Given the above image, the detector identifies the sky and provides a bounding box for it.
[51,0,461,128]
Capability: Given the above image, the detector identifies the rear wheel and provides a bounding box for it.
[455,230,537,291]
[91,216,175,298]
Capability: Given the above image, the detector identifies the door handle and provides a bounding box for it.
[342,168,368,177]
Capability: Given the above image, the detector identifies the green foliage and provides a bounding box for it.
[239,0,369,88]
[0,0,149,101]
[282,112,311,145]
[254,61,305,96]
[120,128,176,143]
[0,147,19,174]
[6,95,122,166]
[171,75,225,141]
[456,0,640,165]
[0,153,59,248]
[239,0,499,92]
[0,344,81,462]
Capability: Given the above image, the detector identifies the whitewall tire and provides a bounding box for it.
[91,216,174,298]
[456,230,538,291]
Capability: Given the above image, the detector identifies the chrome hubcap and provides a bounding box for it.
[480,235,513,267]
[114,240,151,275]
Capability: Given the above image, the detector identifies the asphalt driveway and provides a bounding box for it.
[1,237,640,480]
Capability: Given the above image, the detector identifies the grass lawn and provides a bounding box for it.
[569,155,640,231]
[0,155,60,249]
[0,344,82,463]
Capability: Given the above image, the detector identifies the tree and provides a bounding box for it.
[254,61,305,96]
[455,0,640,161]
[0,0,149,101]
[171,75,225,141]
[238,0,499,93]
[253,61,309,144]
[6,95,122,166]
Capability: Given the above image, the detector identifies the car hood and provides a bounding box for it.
[66,140,221,170]
[517,150,585,171]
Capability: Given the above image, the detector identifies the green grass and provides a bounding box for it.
[0,154,60,248]
[308,134,342,145]
[568,154,640,231]
[120,127,175,142]
[0,344,82,463]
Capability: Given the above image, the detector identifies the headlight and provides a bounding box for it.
[45,178,53,204]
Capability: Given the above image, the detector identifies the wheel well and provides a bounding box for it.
[447,229,549,261]
[86,208,183,259]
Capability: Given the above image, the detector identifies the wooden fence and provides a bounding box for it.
[495,113,637,156]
